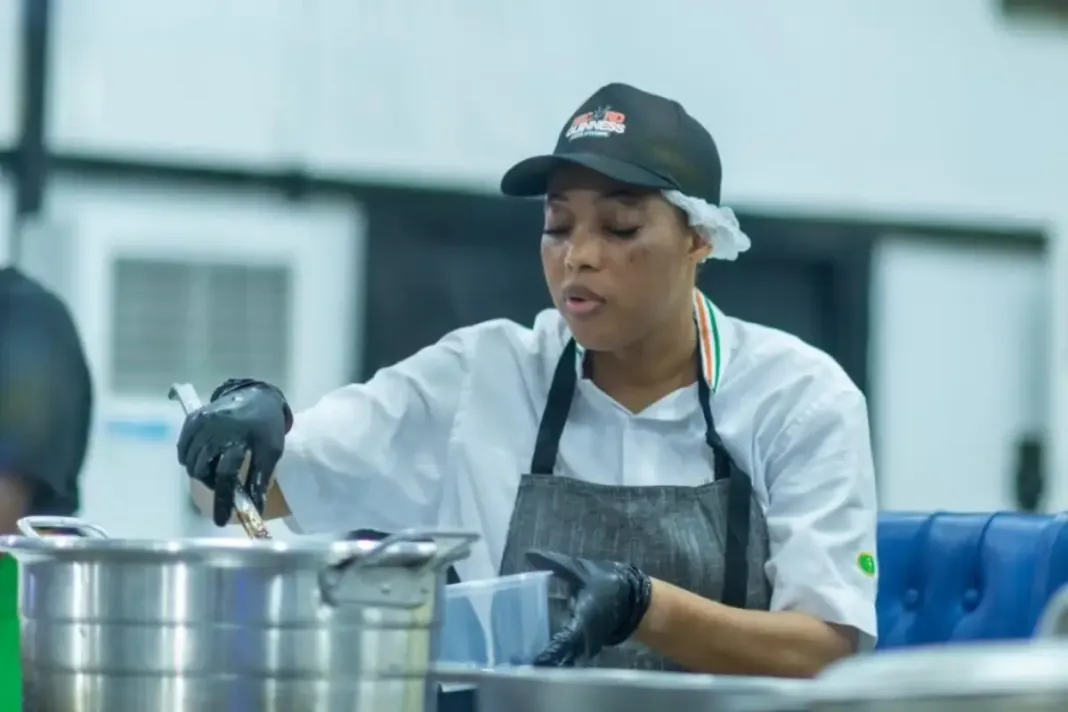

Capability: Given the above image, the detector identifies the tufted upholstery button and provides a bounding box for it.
[877,512,1068,648]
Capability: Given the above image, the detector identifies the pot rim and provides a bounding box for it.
[0,528,477,569]
[813,640,1068,702]
[431,664,813,695]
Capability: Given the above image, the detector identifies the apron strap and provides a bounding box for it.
[721,473,754,608]
[698,367,753,608]
[529,338,579,475]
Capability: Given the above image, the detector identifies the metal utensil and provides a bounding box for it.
[167,382,271,540]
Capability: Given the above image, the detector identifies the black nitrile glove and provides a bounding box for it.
[176,378,291,526]
[525,550,653,667]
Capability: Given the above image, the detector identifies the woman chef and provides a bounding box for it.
[177,83,878,677]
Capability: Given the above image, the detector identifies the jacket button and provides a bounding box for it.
[903,589,920,609]
[962,588,980,611]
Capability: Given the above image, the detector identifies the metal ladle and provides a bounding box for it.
[168,382,272,540]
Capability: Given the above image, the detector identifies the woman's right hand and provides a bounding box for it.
[176,380,289,526]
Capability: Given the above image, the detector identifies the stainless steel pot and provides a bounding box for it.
[1037,583,1068,638]
[1,516,478,712]
[434,665,812,712]
[811,640,1068,711]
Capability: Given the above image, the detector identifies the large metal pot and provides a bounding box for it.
[811,640,1068,711]
[1036,582,1068,638]
[0,516,477,712]
[434,665,812,712]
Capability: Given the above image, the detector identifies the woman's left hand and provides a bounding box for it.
[525,550,653,666]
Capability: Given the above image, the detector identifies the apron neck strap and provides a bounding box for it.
[692,288,722,394]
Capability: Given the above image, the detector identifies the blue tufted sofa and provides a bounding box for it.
[876,511,1068,648]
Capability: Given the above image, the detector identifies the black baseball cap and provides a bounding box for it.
[500,83,723,206]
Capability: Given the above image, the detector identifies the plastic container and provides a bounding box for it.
[438,571,551,667]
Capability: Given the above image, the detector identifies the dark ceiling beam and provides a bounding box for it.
[10,0,52,261]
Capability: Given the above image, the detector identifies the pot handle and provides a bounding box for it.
[16,516,111,540]
[318,528,479,608]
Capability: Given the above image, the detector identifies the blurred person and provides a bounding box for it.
[176,84,877,677]
[0,267,92,534]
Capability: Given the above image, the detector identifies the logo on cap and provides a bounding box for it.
[565,106,626,141]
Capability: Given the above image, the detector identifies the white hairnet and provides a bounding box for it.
[662,191,751,262]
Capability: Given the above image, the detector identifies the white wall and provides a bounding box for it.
[41,0,1068,512]
[0,0,20,153]
[48,0,303,167]
[48,0,1068,218]
[300,0,1068,223]
[872,238,1047,510]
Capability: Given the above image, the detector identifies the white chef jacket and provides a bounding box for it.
[276,300,879,644]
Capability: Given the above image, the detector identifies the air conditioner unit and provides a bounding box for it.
[19,178,366,539]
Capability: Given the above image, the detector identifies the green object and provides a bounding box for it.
[0,554,21,711]
[857,552,877,577]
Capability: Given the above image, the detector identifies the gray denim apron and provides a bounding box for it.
[497,329,773,671]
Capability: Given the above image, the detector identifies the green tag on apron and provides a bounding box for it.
[0,554,22,710]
